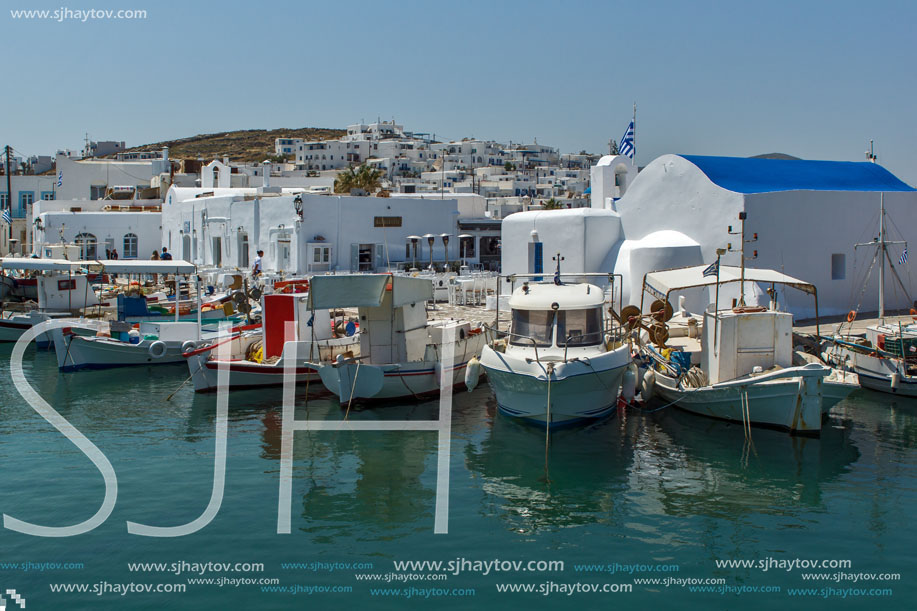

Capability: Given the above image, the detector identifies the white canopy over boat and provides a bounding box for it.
[307,275,433,309]
[1,257,83,272]
[643,265,816,301]
[0,257,196,274]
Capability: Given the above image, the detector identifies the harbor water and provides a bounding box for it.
[0,343,914,609]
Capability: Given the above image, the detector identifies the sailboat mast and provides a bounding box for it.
[879,192,885,319]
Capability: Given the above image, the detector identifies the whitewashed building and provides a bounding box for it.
[504,154,917,317]
[162,186,465,274]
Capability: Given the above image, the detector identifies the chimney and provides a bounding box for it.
[262,160,271,188]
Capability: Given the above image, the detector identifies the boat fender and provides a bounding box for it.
[622,363,638,403]
[465,356,481,391]
[640,368,656,402]
[181,340,197,355]
[459,327,466,340]
[891,372,900,391]
[149,340,168,359]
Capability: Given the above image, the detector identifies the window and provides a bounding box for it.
[123,233,138,258]
[556,308,603,347]
[511,309,556,347]
[18,191,34,217]
[41,191,55,201]
[75,232,98,260]
[373,216,402,227]
[90,185,107,200]
[831,253,846,280]
[312,246,330,263]
[0,194,7,208]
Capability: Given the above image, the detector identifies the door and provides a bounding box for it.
[212,237,222,267]
[278,239,291,272]
[239,233,250,268]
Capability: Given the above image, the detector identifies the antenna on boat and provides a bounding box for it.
[552,253,564,286]
[727,213,757,306]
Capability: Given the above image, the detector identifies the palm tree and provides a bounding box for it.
[542,198,563,210]
[356,164,383,193]
[334,166,359,193]
[334,164,383,195]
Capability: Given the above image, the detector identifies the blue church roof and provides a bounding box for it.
[680,155,915,194]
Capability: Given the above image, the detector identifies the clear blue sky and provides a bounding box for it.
[3,0,915,183]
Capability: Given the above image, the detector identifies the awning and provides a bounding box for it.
[307,274,433,309]
[307,275,389,309]
[1,257,83,272]
[644,265,816,301]
[87,259,197,274]
[0,257,196,274]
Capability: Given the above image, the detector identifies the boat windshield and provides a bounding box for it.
[510,309,556,347]
[557,307,603,347]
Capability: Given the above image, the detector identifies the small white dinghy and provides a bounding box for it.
[51,320,227,372]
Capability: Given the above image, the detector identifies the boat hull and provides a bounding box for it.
[480,344,631,426]
[828,342,917,397]
[653,367,829,435]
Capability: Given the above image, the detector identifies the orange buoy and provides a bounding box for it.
[846,310,857,323]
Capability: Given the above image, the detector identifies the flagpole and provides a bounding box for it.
[713,248,725,356]
[632,102,637,162]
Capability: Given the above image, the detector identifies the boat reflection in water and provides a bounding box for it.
[463,397,635,533]
[255,397,439,539]
[640,406,861,516]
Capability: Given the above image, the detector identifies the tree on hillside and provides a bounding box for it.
[542,198,563,210]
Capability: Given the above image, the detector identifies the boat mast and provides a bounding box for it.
[728,212,757,306]
[879,192,885,319]
[855,191,903,321]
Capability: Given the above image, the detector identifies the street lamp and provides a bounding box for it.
[406,235,420,270]
[423,233,436,270]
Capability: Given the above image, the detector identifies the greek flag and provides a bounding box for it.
[702,260,719,277]
[619,121,635,159]
[1,208,10,225]
[57,171,63,187]
[900,247,908,265]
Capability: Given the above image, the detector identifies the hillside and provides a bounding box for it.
[121,127,346,162]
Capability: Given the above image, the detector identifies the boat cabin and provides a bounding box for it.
[507,282,606,351]
[307,274,438,364]
[642,265,820,384]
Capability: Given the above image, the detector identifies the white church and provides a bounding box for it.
[502,153,917,317]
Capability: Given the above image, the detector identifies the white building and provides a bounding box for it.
[504,154,917,317]
[162,186,465,274]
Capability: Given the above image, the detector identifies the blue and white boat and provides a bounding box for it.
[478,264,631,427]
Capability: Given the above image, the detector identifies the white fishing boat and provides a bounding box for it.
[42,258,234,372]
[637,263,855,436]
[185,292,360,392]
[0,257,103,346]
[306,274,486,402]
[825,322,917,396]
[478,265,631,427]
[822,194,917,396]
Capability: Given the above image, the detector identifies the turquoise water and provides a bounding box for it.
[0,344,914,610]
